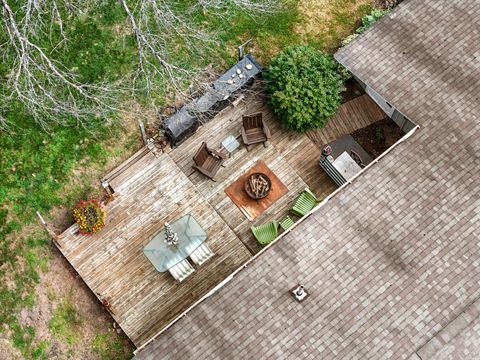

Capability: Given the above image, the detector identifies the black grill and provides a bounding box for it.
[160,54,262,147]
[160,108,199,148]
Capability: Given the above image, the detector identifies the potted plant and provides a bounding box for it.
[73,199,106,234]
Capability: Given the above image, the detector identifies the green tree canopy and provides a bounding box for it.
[264,45,342,132]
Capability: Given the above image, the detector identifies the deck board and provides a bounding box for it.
[57,90,383,348]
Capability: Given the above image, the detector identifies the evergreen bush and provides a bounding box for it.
[265,45,342,132]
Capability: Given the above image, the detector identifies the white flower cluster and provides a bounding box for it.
[164,223,179,246]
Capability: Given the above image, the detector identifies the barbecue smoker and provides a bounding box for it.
[160,54,262,148]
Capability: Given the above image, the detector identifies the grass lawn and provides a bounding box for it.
[296,0,377,51]
[0,0,380,358]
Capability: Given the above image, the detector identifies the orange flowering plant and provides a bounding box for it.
[73,199,105,234]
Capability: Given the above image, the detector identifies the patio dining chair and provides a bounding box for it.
[350,150,366,168]
[189,243,215,266]
[251,220,279,245]
[289,188,321,217]
[168,259,195,282]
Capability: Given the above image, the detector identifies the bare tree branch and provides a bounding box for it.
[120,0,190,94]
[0,0,280,130]
[0,0,118,129]
[196,0,279,15]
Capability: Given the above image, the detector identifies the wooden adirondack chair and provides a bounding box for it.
[192,142,227,181]
[241,112,271,150]
[251,220,279,245]
[289,188,321,217]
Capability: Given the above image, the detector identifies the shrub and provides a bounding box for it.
[337,63,352,82]
[73,199,105,234]
[356,9,389,34]
[264,45,342,132]
[341,33,359,47]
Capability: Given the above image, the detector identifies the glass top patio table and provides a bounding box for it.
[221,135,241,154]
[143,214,207,272]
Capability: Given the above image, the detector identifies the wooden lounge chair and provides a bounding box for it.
[241,112,271,150]
[251,220,279,245]
[192,142,227,181]
[189,243,214,266]
[289,188,321,217]
[168,259,195,282]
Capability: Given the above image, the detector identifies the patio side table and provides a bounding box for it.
[221,135,241,157]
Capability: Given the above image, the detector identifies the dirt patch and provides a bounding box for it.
[351,118,405,158]
[0,338,23,360]
[31,247,132,359]
[4,217,133,359]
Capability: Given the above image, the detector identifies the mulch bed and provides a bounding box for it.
[351,118,405,159]
[341,78,364,103]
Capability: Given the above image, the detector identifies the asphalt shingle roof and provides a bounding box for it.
[416,298,480,359]
[134,0,480,358]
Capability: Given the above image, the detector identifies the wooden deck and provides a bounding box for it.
[57,91,384,348]
[58,151,252,346]
[307,94,386,147]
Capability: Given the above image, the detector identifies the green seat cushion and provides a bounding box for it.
[279,216,294,231]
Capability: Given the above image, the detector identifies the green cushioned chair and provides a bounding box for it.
[251,221,279,245]
[289,188,321,217]
[279,216,294,231]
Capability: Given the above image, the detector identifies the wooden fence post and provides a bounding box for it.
[137,119,148,145]
[101,180,116,199]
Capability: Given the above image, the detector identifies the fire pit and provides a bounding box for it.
[225,160,288,220]
[245,172,271,200]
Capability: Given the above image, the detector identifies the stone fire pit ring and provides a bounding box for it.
[245,172,272,200]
